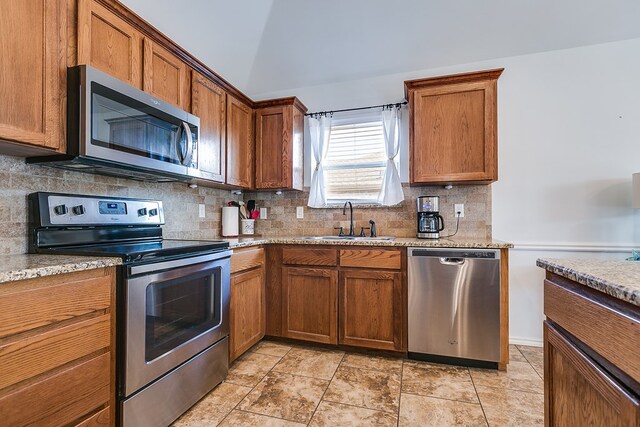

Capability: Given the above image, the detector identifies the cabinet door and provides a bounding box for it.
[408,70,500,184]
[143,39,190,109]
[545,322,640,426]
[77,0,143,88]
[191,72,226,182]
[0,0,64,152]
[282,267,337,344]
[230,267,265,361]
[226,95,254,188]
[339,269,403,351]
[255,105,291,189]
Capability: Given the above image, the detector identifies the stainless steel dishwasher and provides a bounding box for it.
[408,247,501,368]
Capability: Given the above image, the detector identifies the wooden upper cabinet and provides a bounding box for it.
[0,0,65,154]
[226,95,254,188]
[77,0,143,88]
[405,69,503,185]
[143,39,190,109]
[255,97,307,190]
[191,72,226,183]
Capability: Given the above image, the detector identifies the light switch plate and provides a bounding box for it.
[296,206,304,219]
[260,207,267,219]
[454,204,464,218]
[198,204,206,218]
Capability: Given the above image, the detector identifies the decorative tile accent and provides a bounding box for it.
[237,371,329,423]
[323,365,401,414]
[398,393,487,427]
[272,347,344,380]
[171,382,251,427]
[476,385,544,426]
[537,258,640,307]
[309,401,397,427]
[402,361,478,403]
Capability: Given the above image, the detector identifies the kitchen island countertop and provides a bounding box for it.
[537,258,640,307]
[0,254,122,284]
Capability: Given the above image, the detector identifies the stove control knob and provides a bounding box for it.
[137,208,148,217]
[148,208,158,217]
[72,205,85,215]
[53,205,68,215]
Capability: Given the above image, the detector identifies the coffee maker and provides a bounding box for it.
[417,196,445,239]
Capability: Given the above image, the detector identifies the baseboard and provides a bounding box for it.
[509,337,543,347]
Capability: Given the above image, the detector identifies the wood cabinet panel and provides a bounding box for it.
[339,269,403,350]
[282,267,338,344]
[265,246,283,336]
[0,269,111,339]
[339,249,401,270]
[0,314,110,390]
[74,406,110,427]
[545,322,640,426]
[231,247,265,274]
[0,352,110,427]
[77,0,142,88]
[544,277,640,383]
[282,247,338,267]
[406,69,502,184]
[191,71,226,182]
[255,98,306,190]
[143,38,190,109]
[230,267,265,361]
[0,0,65,152]
[226,95,254,188]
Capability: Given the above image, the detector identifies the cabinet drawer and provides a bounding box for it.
[282,247,338,266]
[0,352,110,427]
[340,249,401,270]
[231,247,265,274]
[0,268,112,339]
[74,406,110,427]
[0,314,111,390]
[545,278,640,383]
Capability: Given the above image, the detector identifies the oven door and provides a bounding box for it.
[123,251,230,396]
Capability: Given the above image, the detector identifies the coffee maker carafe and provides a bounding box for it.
[417,196,445,239]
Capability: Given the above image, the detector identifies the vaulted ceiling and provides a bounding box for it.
[120,0,640,98]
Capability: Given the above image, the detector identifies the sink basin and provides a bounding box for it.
[299,236,395,242]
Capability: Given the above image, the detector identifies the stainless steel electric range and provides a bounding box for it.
[28,192,231,427]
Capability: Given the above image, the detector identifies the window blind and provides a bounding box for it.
[324,119,386,203]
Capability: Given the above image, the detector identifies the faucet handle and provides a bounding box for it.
[359,227,370,237]
[333,226,344,237]
[369,219,377,237]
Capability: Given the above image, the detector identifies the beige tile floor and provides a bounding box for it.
[172,340,544,427]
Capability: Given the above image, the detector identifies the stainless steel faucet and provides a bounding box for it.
[342,201,355,236]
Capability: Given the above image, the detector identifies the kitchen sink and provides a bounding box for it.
[299,236,395,241]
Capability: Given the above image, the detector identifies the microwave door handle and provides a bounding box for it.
[181,121,194,166]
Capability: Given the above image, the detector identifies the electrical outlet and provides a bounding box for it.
[260,207,267,219]
[454,204,465,218]
[198,204,206,218]
[296,206,304,219]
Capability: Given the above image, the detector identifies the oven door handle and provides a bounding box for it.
[129,250,232,276]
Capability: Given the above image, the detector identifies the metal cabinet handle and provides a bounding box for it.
[439,257,465,265]
[181,121,194,166]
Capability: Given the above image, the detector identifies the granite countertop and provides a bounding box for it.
[0,254,122,285]
[537,258,640,307]
[223,236,512,249]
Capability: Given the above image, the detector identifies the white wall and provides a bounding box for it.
[254,38,640,346]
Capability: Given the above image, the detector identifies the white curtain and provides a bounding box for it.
[377,108,404,205]
[307,115,332,207]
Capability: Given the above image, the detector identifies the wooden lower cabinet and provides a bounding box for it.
[544,322,639,426]
[282,266,338,344]
[229,267,265,361]
[0,267,115,427]
[339,269,403,351]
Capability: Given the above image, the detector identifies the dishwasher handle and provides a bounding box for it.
[440,257,465,266]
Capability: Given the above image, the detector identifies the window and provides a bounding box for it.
[322,113,388,204]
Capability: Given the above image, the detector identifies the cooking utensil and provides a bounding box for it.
[240,205,248,219]
[247,200,256,215]
[251,210,259,220]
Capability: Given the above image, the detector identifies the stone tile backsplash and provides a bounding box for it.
[0,153,491,255]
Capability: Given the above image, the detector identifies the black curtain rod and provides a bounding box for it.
[305,101,407,117]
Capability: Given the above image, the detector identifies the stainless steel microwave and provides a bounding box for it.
[28,65,200,182]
